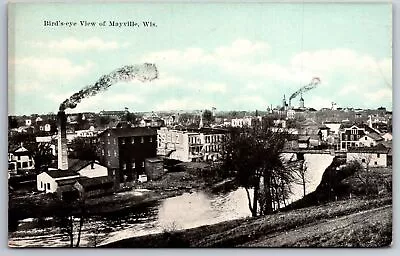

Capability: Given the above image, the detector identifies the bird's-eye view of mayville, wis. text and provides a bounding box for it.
[7,1,392,248]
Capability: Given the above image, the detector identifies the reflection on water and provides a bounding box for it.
[9,154,333,247]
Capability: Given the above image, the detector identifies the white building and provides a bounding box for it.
[358,133,384,147]
[37,170,80,193]
[346,145,390,168]
[36,160,108,193]
[8,146,35,174]
[157,127,227,162]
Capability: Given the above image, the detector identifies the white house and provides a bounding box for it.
[358,133,384,147]
[36,160,109,193]
[25,119,32,126]
[76,161,108,178]
[44,123,52,132]
[36,170,80,193]
[8,146,35,174]
[346,145,390,168]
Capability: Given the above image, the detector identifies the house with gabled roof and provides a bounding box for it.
[346,144,391,168]
[358,133,384,147]
[8,145,35,175]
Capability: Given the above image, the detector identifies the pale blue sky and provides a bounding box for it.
[8,2,392,115]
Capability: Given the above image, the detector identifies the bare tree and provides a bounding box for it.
[291,160,310,197]
[55,200,86,247]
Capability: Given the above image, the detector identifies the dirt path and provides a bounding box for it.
[243,205,392,247]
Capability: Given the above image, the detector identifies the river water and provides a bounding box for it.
[8,154,334,247]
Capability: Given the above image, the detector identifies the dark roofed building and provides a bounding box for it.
[74,176,115,199]
[97,127,158,182]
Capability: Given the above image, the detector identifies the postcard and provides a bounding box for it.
[7,1,392,248]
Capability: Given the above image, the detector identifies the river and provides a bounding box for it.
[8,154,334,247]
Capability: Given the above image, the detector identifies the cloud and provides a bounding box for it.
[30,37,127,51]
[215,39,269,59]
[364,88,392,103]
[232,95,268,109]
[203,82,227,93]
[12,57,93,81]
[154,98,215,111]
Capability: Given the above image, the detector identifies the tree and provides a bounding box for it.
[70,137,97,160]
[8,116,19,129]
[221,125,290,216]
[202,109,214,124]
[8,133,55,173]
[354,154,378,195]
[55,200,86,247]
[125,112,137,125]
[291,160,309,197]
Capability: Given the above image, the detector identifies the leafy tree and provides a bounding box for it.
[8,116,19,129]
[70,137,97,160]
[125,112,137,125]
[221,125,290,216]
[202,109,214,124]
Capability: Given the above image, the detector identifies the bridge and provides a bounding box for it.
[281,149,347,158]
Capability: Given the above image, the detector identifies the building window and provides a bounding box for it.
[17,162,21,169]
[123,163,126,170]
[47,183,50,190]
[362,159,366,163]
[41,181,43,188]
[142,161,145,167]
[114,138,116,144]
[107,161,110,166]
[17,156,21,160]
[102,150,104,156]
[108,139,110,145]
[108,150,110,157]
[131,137,134,144]
[108,133,110,137]
[365,137,367,140]
[114,150,117,157]
[122,138,125,145]
[377,153,380,158]
[149,137,153,142]
[141,137,144,143]
[374,161,378,165]
[29,160,33,166]
[132,162,136,168]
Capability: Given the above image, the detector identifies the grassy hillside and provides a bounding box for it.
[101,197,391,248]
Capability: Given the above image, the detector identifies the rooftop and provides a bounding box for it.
[98,126,157,138]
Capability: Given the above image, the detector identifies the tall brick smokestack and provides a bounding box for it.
[57,111,68,170]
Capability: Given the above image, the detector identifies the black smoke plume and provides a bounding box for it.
[59,63,158,111]
[289,77,321,101]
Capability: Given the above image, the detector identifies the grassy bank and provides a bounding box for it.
[101,158,392,248]
[101,196,391,248]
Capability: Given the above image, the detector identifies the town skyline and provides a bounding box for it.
[8,3,392,116]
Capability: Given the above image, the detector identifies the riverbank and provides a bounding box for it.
[9,162,232,225]
[101,159,392,248]
[101,196,392,247]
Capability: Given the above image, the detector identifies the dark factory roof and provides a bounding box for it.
[75,176,114,189]
[45,170,79,179]
[98,126,157,137]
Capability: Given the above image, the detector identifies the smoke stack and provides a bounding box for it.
[57,111,68,170]
[199,110,204,129]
